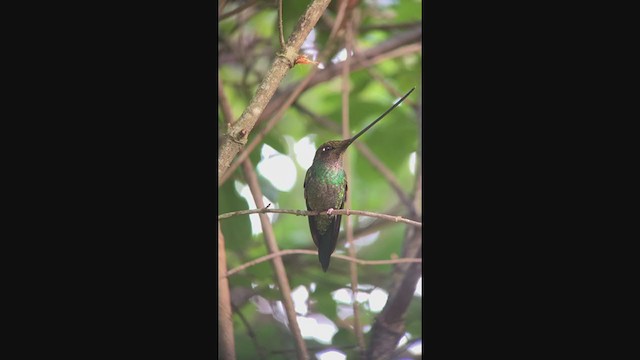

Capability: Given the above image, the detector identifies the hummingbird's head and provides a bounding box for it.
[312,139,351,166]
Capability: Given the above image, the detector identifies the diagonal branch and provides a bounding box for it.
[218,0,332,182]
[277,0,285,49]
[367,242,422,359]
[218,77,235,127]
[240,160,309,360]
[218,0,351,186]
[364,66,417,108]
[360,21,423,32]
[218,0,259,21]
[257,26,422,124]
[218,0,228,16]
[232,303,267,359]
[367,86,423,359]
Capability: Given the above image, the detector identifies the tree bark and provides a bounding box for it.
[218,0,332,182]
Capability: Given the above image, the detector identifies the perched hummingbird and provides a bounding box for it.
[303,87,415,272]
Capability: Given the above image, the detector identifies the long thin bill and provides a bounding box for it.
[348,87,416,144]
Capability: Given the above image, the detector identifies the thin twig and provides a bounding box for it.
[278,0,285,49]
[225,5,262,36]
[256,26,422,123]
[391,87,423,292]
[388,338,422,359]
[341,17,366,358]
[240,161,309,360]
[218,82,307,359]
[218,77,235,126]
[413,88,422,214]
[368,243,422,359]
[218,0,228,17]
[232,303,267,359]
[218,68,317,186]
[218,224,236,359]
[270,344,359,355]
[218,0,352,186]
[273,41,423,125]
[219,0,260,21]
[217,207,422,227]
[360,21,422,32]
[335,201,403,243]
[367,88,423,358]
[221,249,423,278]
[360,42,422,69]
[218,0,332,183]
[353,142,417,215]
[340,219,391,242]
[364,66,417,108]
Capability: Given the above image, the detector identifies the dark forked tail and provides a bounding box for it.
[312,214,342,272]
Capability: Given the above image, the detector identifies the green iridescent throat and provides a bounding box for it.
[312,162,346,186]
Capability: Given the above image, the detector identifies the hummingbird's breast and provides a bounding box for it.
[305,164,347,211]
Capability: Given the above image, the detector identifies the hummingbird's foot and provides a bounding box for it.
[326,208,335,216]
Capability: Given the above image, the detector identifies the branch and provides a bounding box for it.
[218,224,236,359]
[334,201,404,243]
[218,0,350,186]
[217,207,422,227]
[270,344,358,355]
[338,211,397,243]
[232,303,267,359]
[221,249,423,278]
[367,243,422,359]
[218,77,234,126]
[388,337,422,359]
[218,0,259,22]
[364,66,417,108]
[354,143,417,215]
[341,18,366,358]
[240,161,309,360]
[257,26,422,124]
[360,21,422,32]
[367,91,423,358]
[218,0,228,16]
[277,0,285,49]
[218,0,332,182]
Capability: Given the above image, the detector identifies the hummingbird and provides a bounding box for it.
[303,87,415,272]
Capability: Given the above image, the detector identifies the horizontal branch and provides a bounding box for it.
[218,206,422,227]
[221,249,422,278]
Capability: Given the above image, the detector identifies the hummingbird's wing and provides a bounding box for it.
[328,181,346,254]
[303,170,317,248]
[303,170,320,249]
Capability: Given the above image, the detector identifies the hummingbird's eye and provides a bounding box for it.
[322,146,332,152]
